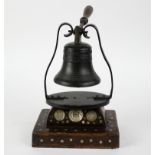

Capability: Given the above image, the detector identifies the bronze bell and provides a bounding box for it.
[33,5,119,149]
[54,42,100,87]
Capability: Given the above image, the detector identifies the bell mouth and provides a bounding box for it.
[54,77,100,87]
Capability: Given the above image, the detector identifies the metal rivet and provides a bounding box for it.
[89,139,93,143]
[99,140,103,144]
[83,129,87,131]
[40,139,44,143]
[39,129,42,131]
[50,119,52,122]
[108,139,112,143]
[50,138,54,142]
[69,138,73,142]
[80,139,84,143]
[99,120,103,123]
[82,120,85,124]
[94,129,98,132]
[64,129,68,131]
[66,120,69,123]
[74,129,78,132]
[60,139,64,143]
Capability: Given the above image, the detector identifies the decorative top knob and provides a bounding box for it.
[83,5,93,18]
[80,5,93,27]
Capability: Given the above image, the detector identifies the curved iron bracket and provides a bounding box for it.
[44,23,73,99]
[83,24,114,99]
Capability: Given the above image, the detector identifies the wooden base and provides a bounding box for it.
[32,109,119,149]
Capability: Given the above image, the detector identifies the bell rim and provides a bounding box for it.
[54,78,100,87]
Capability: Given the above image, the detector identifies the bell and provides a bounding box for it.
[54,42,100,87]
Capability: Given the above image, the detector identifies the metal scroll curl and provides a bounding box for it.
[44,23,74,98]
[83,24,114,99]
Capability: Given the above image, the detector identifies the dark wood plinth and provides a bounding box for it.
[32,109,119,149]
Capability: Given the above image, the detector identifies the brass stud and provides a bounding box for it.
[108,139,112,143]
[60,139,64,143]
[69,138,73,142]
[82,120,85,124]
[99,140,103,144]
[50,138,54,142]
[80,139,84,143]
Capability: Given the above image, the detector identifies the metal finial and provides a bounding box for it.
[83,5,93,18]
[80,5,93,27]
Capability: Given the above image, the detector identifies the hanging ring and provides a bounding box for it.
[83,24,114,99]
[44,23,73,98]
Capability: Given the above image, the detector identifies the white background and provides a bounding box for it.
[4,0,150,155]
